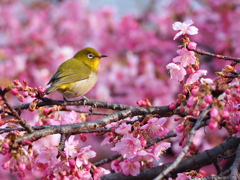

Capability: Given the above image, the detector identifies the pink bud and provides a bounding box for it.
[136,100,147,107]
[208,120,218,130]
[13,79,21,85]
[38,87,45,94]
[188,42,197,50]
[221,110,229,118]
[205,94,213,103]
[85,163,91,171]
[18,95,24,102]
[225,89,231,95]
[11,88,19,96]
[19,163,26,171]
[42,108,51,115]
[68,159,76,167]
[2,162,9,170]
[139,134,147,147]
[22,91,28,98]
[180,106,185,113]
[80,134,87,142]
[30,93,36,98]
[169,103,176,110]
[210,107,219,118]
[2,142,9,150]
[24,140,32,145]
[191,88,199,96]
[183,89,188,95]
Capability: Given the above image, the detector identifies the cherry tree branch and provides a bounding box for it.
[13,105,174,147]
[189,48,240,63]
[0,97,135,113]
[101,137,240,180]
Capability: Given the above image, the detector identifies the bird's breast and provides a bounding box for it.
[59,71,98,99]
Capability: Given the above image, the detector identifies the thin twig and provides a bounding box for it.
[1,93,34,133]
[229,143,240,180]
[189,48,240,63]
[153,107,210,180]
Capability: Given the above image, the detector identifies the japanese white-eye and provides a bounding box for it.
[45,47,107,100]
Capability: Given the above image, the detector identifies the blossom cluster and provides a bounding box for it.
[102,117,170,176]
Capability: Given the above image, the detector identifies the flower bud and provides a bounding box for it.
[210,107,218,118]
[188,42,197,50]
[11,88,19,96]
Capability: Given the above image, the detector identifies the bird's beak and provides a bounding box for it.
[100,55,107,58]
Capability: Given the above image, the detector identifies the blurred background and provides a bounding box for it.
[0,0,240,179]
[1,0,240,105]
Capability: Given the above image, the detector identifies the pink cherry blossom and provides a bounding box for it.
[64,135,79,158]
[111,133,142,158]
[200,78,214,84]
[141,117,169,138]
[172,20,198,40]
[136,150,155,162]
[76,146,96,167]
[186,70,207,84]
[115,122,132,135]
[35,147,59,166]
[153,142,171,159]
[173,48,196,67]
[166,63,186,82]
[119,159,140,176]
[74,169,93,180]
[93,167,111,180]
[111,159,122,173]
[175,173,191,180]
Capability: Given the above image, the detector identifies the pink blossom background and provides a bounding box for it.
[0,0,239,179]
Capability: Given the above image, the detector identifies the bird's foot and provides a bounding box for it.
[81,95,89,106]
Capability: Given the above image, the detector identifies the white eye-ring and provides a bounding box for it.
[87,53,95,59]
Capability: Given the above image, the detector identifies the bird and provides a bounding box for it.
[45,47,107,100]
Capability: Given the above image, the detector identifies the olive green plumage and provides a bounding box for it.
[45,47,107,99]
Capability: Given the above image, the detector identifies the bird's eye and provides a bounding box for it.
[87,53,95,59]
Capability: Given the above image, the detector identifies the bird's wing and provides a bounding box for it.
[47,65,91,86]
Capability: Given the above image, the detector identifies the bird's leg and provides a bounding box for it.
[81,95,89,106]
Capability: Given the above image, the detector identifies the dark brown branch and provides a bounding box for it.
[13,106,173,147]
[0,98,135,113]
[189,48,240,63]
[101,137,240,180]
[62,108,110,116]
[192,176,230,180]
